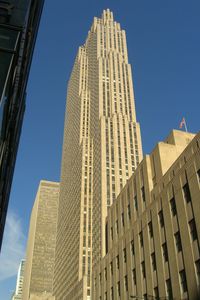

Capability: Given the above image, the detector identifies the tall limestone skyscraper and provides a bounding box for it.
[54,9,143,300]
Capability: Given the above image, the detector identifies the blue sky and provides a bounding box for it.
[0,0,200,298]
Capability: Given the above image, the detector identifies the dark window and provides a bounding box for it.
[154,287,159,300]
[148,221,153,238]
[143,294,147,300]
[116,220,118,234]
[116,255,119,269]
[111,227,113,240]
[162,243,168,262]
[132,268,136,285]
[110,262,113,275]
[131,240,135,255]
[166,279,173,299]
[141,186,145,202]
[134,195,138,211]
[183,183,191,203]
[104,268,107,280]
[128,203,131,219]
[121,213,124,227]
[159,210,164,227]
[139,232,143,247]
[141,261,146,278]
[170,197,177,216]
[123,248,126,263]
[174,232,182,252]
[151,252,156,271]
[124,275,128,291]
[179,270,187,293]
[189,219,198,241]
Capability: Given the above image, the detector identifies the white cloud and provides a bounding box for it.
[0,211,26,281]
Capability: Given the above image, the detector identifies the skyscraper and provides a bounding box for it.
[12,259,25,300]
[54,9,143,300]
[23,181,59,300]
[0,0,44,250]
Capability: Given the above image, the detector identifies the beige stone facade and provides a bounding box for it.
[22,181,59,300]
[53,9,142,300]
[92,130,200,300]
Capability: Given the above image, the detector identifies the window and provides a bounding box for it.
[174,232,182,252]
[123,248,127,263]
[162,243,168,262]
[170,197,177,216]
[132,268,136,285]
[134,195,138,211]
[195,259,200,284]
[131,240,134,255]
[154,287,159,300]
[151,252,156,271]
[110,262,113,275]
[116,255,119,269]
[197,169,200,182]
[141,261,146,278]
[111,227,113,240]
[104,268,107,280]
[143,294,147,300]
[148,221,153,238]
[111,287,114,300]
[179,270,187,293]
[159,210,164,227]
[166,279,173,299]
[128,204,131,219]
[116,220,118,234]
[139,232,143,247]
[141,186,145,203]
[189,219,198,241]
[183,183,191,203]
[117,281,120,296]
[121,213,124,227]
[124,275,128,291]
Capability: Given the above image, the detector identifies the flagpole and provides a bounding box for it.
[184,118,188,132]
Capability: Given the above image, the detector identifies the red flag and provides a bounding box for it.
[179,117,185,129]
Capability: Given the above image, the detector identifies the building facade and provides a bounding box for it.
[23,181,59,300]
[92,130,200,300]
[0,0,44,250]
[53,9,143,300]
[12,259,25,300]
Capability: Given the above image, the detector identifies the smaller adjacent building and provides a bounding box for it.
[22,180,59,300]
[12,259,25,300]
[92,130,200,300]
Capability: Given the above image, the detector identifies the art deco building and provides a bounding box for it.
[0,0,44,250]
[22,181,59,300]
[92,130,200,300]
[54,9,143,300]
[12,259,25,300]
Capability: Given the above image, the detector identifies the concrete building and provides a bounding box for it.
[92,130,200,300]
[0,0,44,250]
[12,259,25,300]
[53,9,143,300]
[23,181,59,300]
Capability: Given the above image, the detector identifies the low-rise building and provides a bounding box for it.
[92,130,200,300]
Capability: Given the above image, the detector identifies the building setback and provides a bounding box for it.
[53,8,143,300]
[92,130,200,300]
[0,0,44,250]
[22,181,59,300]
